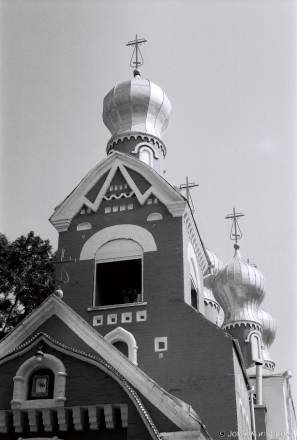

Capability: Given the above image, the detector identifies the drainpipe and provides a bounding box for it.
[256,363,263,405]
[249,387,256,440]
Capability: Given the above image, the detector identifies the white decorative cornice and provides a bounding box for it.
[106,133,166,157]
[51,219,71,232]
[50,152,184,232]
[223,321,262,333]
[183,207,210,275]
[167,201,187,217]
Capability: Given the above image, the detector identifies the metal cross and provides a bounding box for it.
[48,249,76,288]
[126,35,147,69]
[225,208,244,243]
[180,177,199,213]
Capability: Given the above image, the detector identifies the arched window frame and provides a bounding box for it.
[139,147,154,168]
[104,326,138,365]
[11,353,67,410]
[245,330,263,364]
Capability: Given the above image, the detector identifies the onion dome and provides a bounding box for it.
[103,70,172,154]
[206,249,224,275]
[212,244,266,331]
[258,307,276,371]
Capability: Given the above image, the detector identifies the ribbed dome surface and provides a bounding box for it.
[212,246,266,327]
[103,77,171,143]
[258,307,276,370]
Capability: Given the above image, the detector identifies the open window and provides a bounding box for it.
[94,239,143,307]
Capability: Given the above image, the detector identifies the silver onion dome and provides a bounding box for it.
[212,244,266,329]
[258,307,276,370]
[103,75,172,146]
[206,249,224,275]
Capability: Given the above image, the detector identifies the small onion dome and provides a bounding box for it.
[258,307,276,371]
[103,77,172,145]
[212,244,266,329]
[206,249,224,275]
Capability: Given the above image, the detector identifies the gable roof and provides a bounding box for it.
[50,151,186,232]
[0,295,207,435]
[0,332,162,439]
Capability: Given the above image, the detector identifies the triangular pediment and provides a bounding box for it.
[50,152,186,232]
[0,295,203,433]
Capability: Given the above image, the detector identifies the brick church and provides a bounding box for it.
[0,39,296,440]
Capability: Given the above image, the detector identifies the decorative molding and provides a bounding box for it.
[104,327,138,365]
[80,225,157,260]
[223,321,262,332]
[103,191,134,200]
[50,152,184,231]
[0,296,203,433]
[167,201,187,217]
[50,219,71,232]
[132,142,159,159]
[106,133,166,157]
[183,208,209,275]
[147,213,163,221]
[11,353,67,410]
[77,222,92,231]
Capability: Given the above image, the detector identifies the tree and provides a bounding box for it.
[0,231,55,338]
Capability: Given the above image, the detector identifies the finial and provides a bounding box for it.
[225,208,244,244]
[126,35,147,73]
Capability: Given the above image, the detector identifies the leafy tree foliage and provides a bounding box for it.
[0,231,55,338]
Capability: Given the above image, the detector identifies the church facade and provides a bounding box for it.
[0,54,296,440]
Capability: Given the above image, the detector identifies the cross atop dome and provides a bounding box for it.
[225,207,244,245]
[126,34,147,75]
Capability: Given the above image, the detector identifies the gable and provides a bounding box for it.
[0,295,205,434]
[85,171,109,203]
[0,338,160,439]
[50,152,186,232]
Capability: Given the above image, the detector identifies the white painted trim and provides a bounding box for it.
[139,147,154,168]
[80,225,157,260]
[77,222,92,231]
[11,354,67,410]
[105,327,138,365]
[131,142,159,159]
[147,213,163,221]
[50,152,184,231]
[0,296,201,432]
[167,201,187,217]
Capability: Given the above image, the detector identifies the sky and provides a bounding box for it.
[1,0,297,399]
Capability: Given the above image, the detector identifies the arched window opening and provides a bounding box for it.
[113,341,129,357]
[28,368,55,400]
[94,239,143,307]
[191,277,198,310]
[251,333,262,363]
[139,147,153,168]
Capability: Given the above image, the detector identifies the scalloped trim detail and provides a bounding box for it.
[106,133,167,157]
[204,299,220,312]
[223,321,262,332]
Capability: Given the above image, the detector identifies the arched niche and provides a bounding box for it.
[77,222,92,231]
[11,353,67,409]
[245,330,263,364]
[104,327,138,365]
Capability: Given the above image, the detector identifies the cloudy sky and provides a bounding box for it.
[1,0,297,398]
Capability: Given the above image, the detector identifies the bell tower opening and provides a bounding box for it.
[95,258,142,306]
